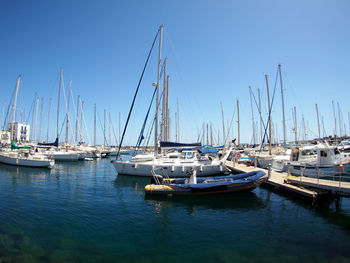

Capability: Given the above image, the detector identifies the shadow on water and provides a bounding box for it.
[114,173,266,211]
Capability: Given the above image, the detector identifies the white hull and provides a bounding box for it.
[289,163,350,178]
[0,153,54,168]
[112,160,228,177]
[45,152,80,161]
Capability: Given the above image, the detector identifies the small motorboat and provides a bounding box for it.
[144,169,267,195]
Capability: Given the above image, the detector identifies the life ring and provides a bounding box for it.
[237,153,241,158]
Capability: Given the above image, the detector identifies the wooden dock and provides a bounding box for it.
[225,161,332,203]
[286,176,350,197]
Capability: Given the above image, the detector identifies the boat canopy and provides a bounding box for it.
[159,141,201,148]
[198,147,218,154]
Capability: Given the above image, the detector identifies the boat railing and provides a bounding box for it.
[288,163,350,189]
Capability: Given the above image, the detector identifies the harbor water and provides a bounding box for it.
[1,157,350,262]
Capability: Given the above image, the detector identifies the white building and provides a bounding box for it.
[0,130,11,144]
[7,122,30,142]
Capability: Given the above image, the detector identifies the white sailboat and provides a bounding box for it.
[0,149,54,168]
[112,25,232,177]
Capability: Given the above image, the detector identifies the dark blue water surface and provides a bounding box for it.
[1,158,350,263]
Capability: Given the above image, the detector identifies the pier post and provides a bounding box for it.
[254,157,257,168]
[268,165,271,180]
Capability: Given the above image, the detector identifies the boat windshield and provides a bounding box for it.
[180,151,195,159]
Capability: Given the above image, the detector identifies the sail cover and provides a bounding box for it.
[159,141,201,148]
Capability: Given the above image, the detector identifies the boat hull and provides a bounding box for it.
[0,154,54,168]
[145,171,267,195]
[112,160,228,177]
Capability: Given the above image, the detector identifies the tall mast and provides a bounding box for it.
[104,109,106,147]
[57,68,62,141]
[220,102,225,145]
[94,104,96,146]
[265,74,272,155]
[210,122,213,146]
[47,97,52,142]
[162,58,167,141]
[34,96,39,142]
[65,80,71,144]
[322,116,326,138]
[337,102,342,137]
[278,64,286,147]
[31,93,37,141]
[258,88,262,143]
[80,100,84,143]
[11,75,21,141]
[109,110,111,146]
[332,100,337,140]
[237,99,240,147]
[11,75,21,125]
[315,103,321,139]
[39,97,44,142]
[155,25,163,156]
[75,95,80,144]
[176,98,179,142]
[293,107,298,144]
[249,86,255,145]
[166,75,170,141]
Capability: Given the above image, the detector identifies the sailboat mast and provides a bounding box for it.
[11,75,21,125]
[249,86,255,145]
[94,104,96,146]
[258,88,262,143]
[220,102,225,145]
[104,109,106,147]
[332,100,337,140]
[34,96,39,142]
[65,80,71,144]
[10,75,21,141]
[75,95,80,144]
[162,58,167,141]
[57,68,62,141]
[39,97,44,142]
[337,102,342,137]
[315,103,321,139]
[237,99,240,147]
[293,107,298,144]
[155,25,163,156]
[265,74,272,155]
[176,98,179,142]
[47,97,51,142]
[278,64,286,147]
[166,75,170,141]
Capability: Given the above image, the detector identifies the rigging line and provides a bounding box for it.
[26,95,36,124]
[135,85,157,150]
[115,28,160,159]
[140,88,164,154]
[137,65,166,151]
[80,101,91,145]
[97,112,109,146]
[58,114,67,140]
[251,90,267,133]
[2,83,17,130]
[61,79,75,144]
[224,104,237,145]
[259,70,279,153]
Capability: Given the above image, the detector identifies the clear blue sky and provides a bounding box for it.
[1,0,349,145]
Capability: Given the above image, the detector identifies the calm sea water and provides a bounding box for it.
[1,158,350,263]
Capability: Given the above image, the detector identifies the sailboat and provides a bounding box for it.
[112,25,232,177]
[0,75,54,168]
